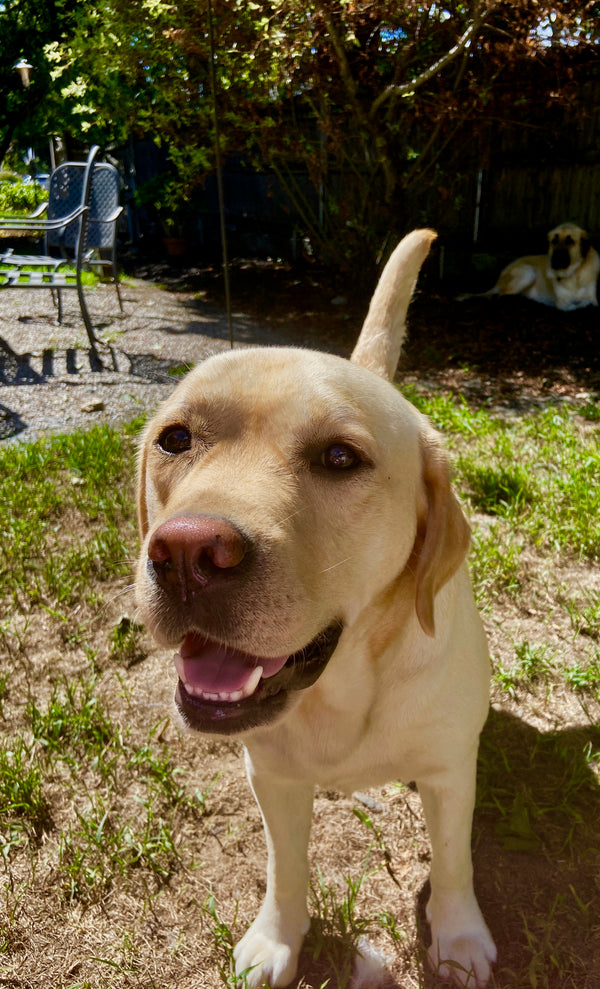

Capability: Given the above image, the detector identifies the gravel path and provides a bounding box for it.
[0,276,301,443]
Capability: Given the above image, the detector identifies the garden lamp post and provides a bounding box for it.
[13,58,33,88]
[12,59,38,177]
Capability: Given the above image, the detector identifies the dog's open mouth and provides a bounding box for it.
[173,621,343,734]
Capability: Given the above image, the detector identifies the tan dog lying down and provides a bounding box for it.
[462,222,599,310]
[135,229,497,987]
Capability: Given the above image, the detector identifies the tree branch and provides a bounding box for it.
[321,9,366,124]
[369,14,487,119]
[321,7,396,201]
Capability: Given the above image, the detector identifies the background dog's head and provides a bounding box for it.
[547,222,591,277]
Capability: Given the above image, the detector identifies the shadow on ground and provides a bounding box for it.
[0,401,25,439]
[470,708,600,987]
[402,294,600,393]
[411,708,600,987]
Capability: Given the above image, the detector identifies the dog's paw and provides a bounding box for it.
[233,909,308,989]
[427,894,496,987]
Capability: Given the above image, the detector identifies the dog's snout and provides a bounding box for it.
[148,515,248,594]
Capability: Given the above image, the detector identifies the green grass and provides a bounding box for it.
[564,652,600,694]
[494,640,556,696]
[26,672,117,763]
[59,792,180,901]
[1,668,212,898]
[403,386,496,438]
[1,259,100,282]
[563,588,600,638]
[0,737,50,841]
[469,523,524,604]
[0,421,140,612]
[110,615,146,666]
[306,866,373,987]
[458,459,535,517]
[167,362,192,378]
[407,390,600,562]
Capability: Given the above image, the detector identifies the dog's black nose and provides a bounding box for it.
[148,515,248,596]
[551,247,571,271]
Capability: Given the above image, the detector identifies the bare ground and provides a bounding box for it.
[1,261,599,988]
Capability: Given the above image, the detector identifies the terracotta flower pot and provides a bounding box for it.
[163,236,187,257]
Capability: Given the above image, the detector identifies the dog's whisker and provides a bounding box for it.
[319,557,352,574]
[276,507,308,525]
[130,603,146,625]
[104,583,137,606]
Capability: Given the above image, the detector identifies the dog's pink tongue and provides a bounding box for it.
[176,633,289,692]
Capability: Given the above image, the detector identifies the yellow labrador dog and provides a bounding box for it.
[135,229,496,987]
[462,222,599,310]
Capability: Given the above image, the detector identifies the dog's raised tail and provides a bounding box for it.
[351,228,437,381]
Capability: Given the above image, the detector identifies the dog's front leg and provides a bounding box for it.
[417,751,497,987]
[234,750,313,989]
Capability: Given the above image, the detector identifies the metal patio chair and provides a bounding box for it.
[0,146,123,367]
[45,154,124,312]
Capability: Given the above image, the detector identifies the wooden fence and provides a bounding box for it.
[474,77,600,250]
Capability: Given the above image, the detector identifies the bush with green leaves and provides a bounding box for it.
[0,177,46,215]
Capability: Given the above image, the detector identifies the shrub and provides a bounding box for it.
[0,178,46,215]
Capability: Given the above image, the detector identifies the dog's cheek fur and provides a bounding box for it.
[136,436,151,540]
[136,422,185,540]
[269,477,398,630]
[365,566,420,660]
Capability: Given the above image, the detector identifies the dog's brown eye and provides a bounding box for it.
[321,443,359,470]
[157,424,192,455]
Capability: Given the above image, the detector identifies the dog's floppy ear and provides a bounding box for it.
[413,430,471,637]
[580,234,591,259]
[351,229,437,381]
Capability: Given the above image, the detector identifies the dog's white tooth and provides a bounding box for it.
[173,652,187,684]
[240,665,263,700]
